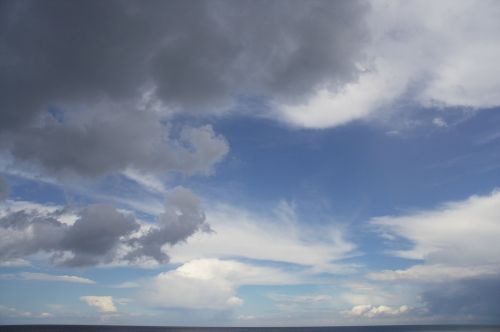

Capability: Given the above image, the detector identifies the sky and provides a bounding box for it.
[1,0,500,326]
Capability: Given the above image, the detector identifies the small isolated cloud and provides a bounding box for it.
[432,117,447,128]
[80,296,117,313]
[345,304,409,318]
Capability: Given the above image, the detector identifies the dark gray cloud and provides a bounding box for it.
[0,0,368,121]
[60,205,140,267]
[0,209,66,262]
[0,176,9,200]
[2,107,228,177]
[421,278,500,324]
[126,187,209,263]
[0,187,209,267]
[0,0,368,176]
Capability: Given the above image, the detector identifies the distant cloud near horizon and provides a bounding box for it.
[80,296,117,313]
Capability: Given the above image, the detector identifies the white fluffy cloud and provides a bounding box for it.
[345,304,409,318]
[80,296,117,313]
[371,190,500,282]
[277,0,500,128]
[139,258,297,310]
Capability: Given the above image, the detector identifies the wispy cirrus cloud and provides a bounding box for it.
[0,272,95,284]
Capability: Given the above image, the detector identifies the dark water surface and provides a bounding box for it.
[1,326,499,332]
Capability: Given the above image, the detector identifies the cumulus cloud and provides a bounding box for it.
[80,296,117,313]
[0,187,209,267]
[2,105,228,177]
[139,258,297,310]
[344,304,409,318]
[125,187,209,264]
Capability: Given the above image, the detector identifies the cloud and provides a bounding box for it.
[371,190,500,322]
[371,190,500,281]
[420,277,500,323]
[276,0,500,128]
[2,104,228,177]
[344,304,409,318]
[61,205,140,267]
[369,264,498,283]
[169,202,357,273]
[1,0,499,142]
[0,0,370,178]
[1,272,95,284]
[0,187,209,267]
[80,296,117,313]
[139,258,297,310]
[125,187,209,263]
[0,258,30,267]
[275,294,333,304]
[0,0,367,122]
[0,176,9,201]
[268,293,334,312]
[0,305,52,319]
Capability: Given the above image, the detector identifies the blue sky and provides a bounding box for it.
[1,0,500,326]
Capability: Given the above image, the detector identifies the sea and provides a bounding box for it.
[0,326,499,332]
